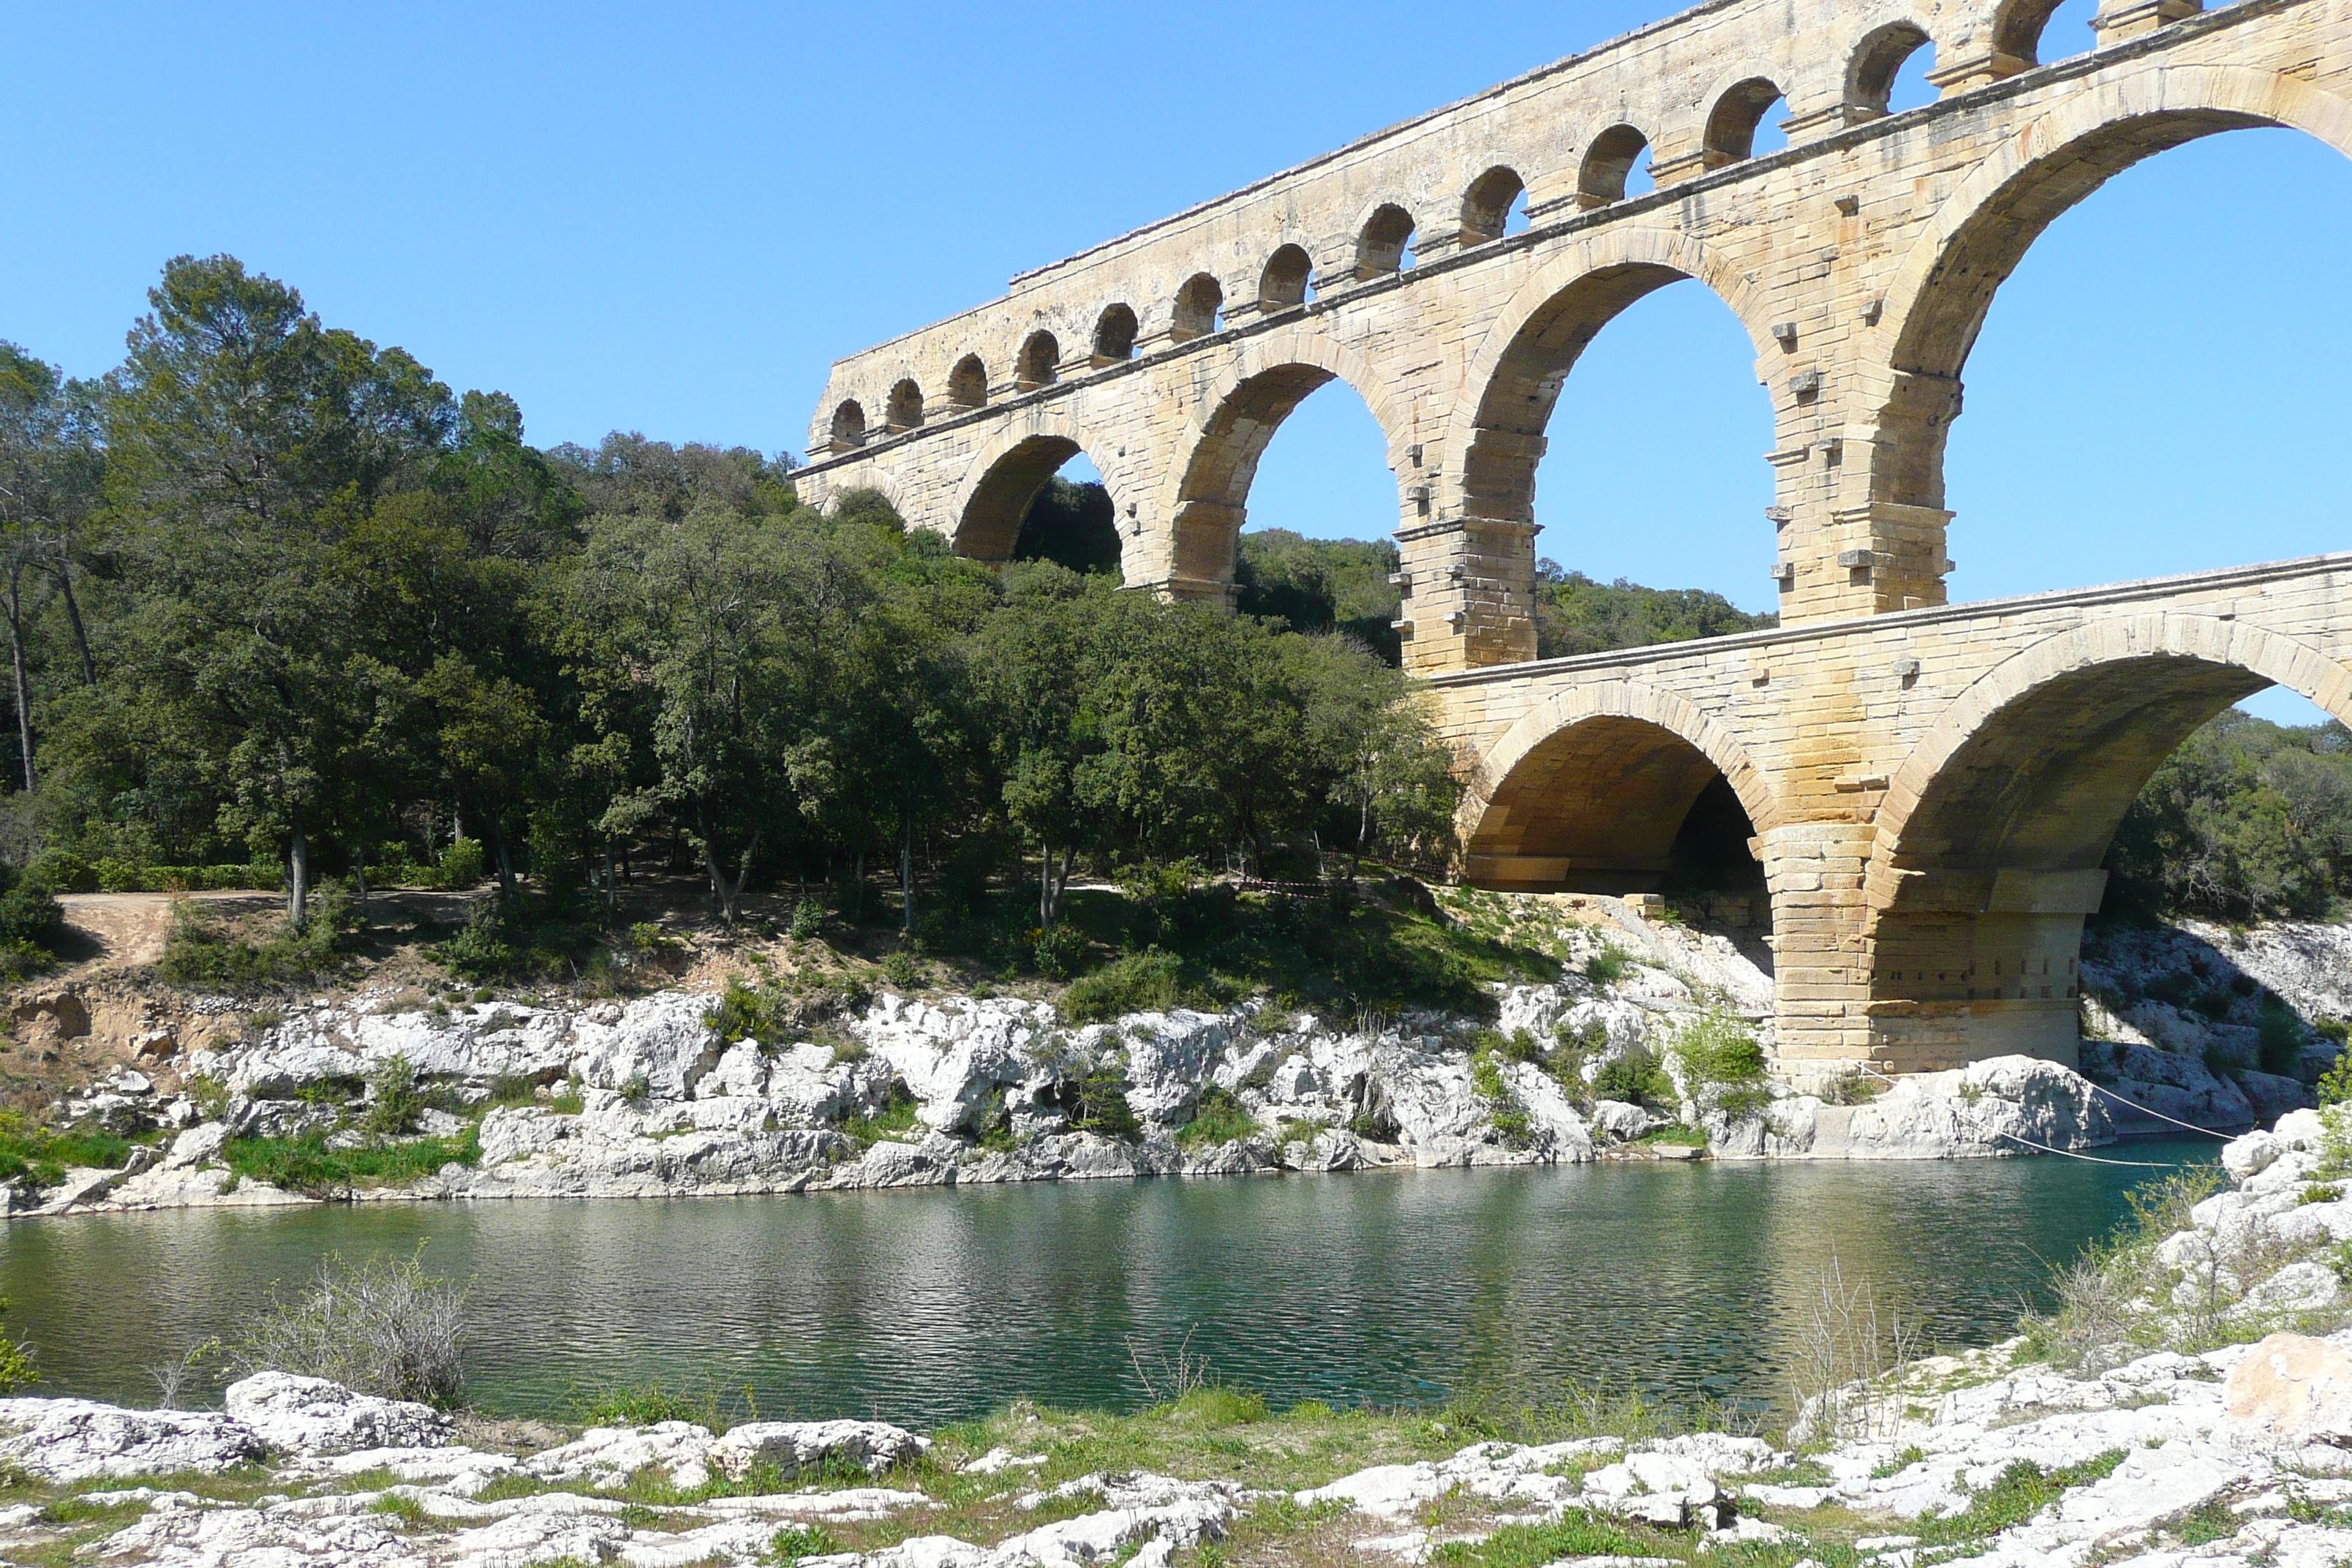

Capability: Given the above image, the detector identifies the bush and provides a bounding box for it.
[1067,1060,1142,1138]
[159,886,356,990]
[788,898,825,941]
[1471,1051,1534,1147]
[1582,943,1632,988]
[1030,922,1088,981]
[843,1080,921,1147]
[0,866,64,949]
[1673,1009,1771,1119]
[227,1252,469,1407]
[361,1055,439,1139]
[881,950,919,990]
[1176,1085,1258,1147]
[434,904,521,981]
[1058,949,1188,1023]
[706,978,791,1048]
[2258,995,2306,1077]
[1591,1044,1674,1109]
[0,1300,31,1393]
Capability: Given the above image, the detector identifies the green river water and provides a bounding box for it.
[0,1138,2216,1427]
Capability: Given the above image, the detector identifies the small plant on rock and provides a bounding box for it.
[0,1300,33,1393]
[1177,1085,1258,1148]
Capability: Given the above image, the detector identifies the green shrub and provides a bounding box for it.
[843,1081,921,1147]
[1471,1052,1534,1147]
[788,899,825,941]
[361,1055,439,1139]
[1177,1085,1258,1148]
[1582,942,1632,988]
[0,1300,31,1393]
[434,904,521,981]
[706,978,791,1048]
[1672,1009,1771,1119]
[766,1524,841,1565]
[1030,922,1088,981]
[1068,1060,1142,1138]
[160,886,356,989]
[0,866,64,949]
[1591,1044,1674,1109]
[2258,995,2306,1077]
[1058,949,1188,1024]
[881,950,919,991]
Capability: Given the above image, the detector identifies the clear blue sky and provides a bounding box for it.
[5,0,2345,717]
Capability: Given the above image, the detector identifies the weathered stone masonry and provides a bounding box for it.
[797,0,2352,1071]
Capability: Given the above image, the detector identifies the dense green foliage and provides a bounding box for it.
[0,257,1461,944]
[1531,559,1774,660]
[1233,529,1403,663]
[0,1109,132,1189]
[2106,709,2352,920]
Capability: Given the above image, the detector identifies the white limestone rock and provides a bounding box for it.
[523,1420,717,1490]
[0,1398,268,1482]
[708,1418,931,1480]
[222,1372,456,1455]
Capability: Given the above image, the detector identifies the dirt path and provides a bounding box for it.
[56,891,282,974]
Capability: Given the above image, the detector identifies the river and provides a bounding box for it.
[1,1138,2215,1427]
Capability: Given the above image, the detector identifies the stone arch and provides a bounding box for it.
[1867,67,2352,516]
[1354,203,1417,276]
[1460,166,1526,244]
[1172,274,1224,340]
[1158,332,1409,602]
[1257,244,1313,309]
[1858,615,2352,1065]
[1444,227,1776,526]
[950,413,1127,564]
[1459,680,1778,893]
[1989,0,2074,68]
[886,379,923,431]
[949,354,988,410]
[1703,76,1787,165]
[1092,304,1139,362]
[829,399,867,450]
[1017,330,1060,391]
[1577,124,1650,206]
[1847,20,1935,118]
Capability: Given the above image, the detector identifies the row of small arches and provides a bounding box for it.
[826,4,2094,449]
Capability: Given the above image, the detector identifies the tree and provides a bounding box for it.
[94,256,460,923]
[0,347,104,790]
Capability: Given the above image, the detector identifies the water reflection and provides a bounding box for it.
[2,1141,2213,1426]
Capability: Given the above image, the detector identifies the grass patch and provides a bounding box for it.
[1914,1452,2126,1547]
[1175,1086,1259,1148]
[1429,1507,1653,1567]
[843,1082,921,1148]
[221,1128,480,1196]
[0,1111,133,1191]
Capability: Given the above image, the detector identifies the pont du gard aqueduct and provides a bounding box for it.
[794,0,2352,1078]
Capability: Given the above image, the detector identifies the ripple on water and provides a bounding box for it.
[1,1138,2218,1426]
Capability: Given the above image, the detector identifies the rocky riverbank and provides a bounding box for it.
[18,895,2144,1217]
[17,894,2352,1217]
[7,1111,2352,1566]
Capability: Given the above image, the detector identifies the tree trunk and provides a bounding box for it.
[354,845,370,921]
[852,850,864,924]
[287,818,311,928]
[1040,846,1055,928]
[703,841,745,924]
[900,815,915,935]
[53,566,94,686]
[603,844,618,912]
[485,818,517,900]
[3,573,33,794]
